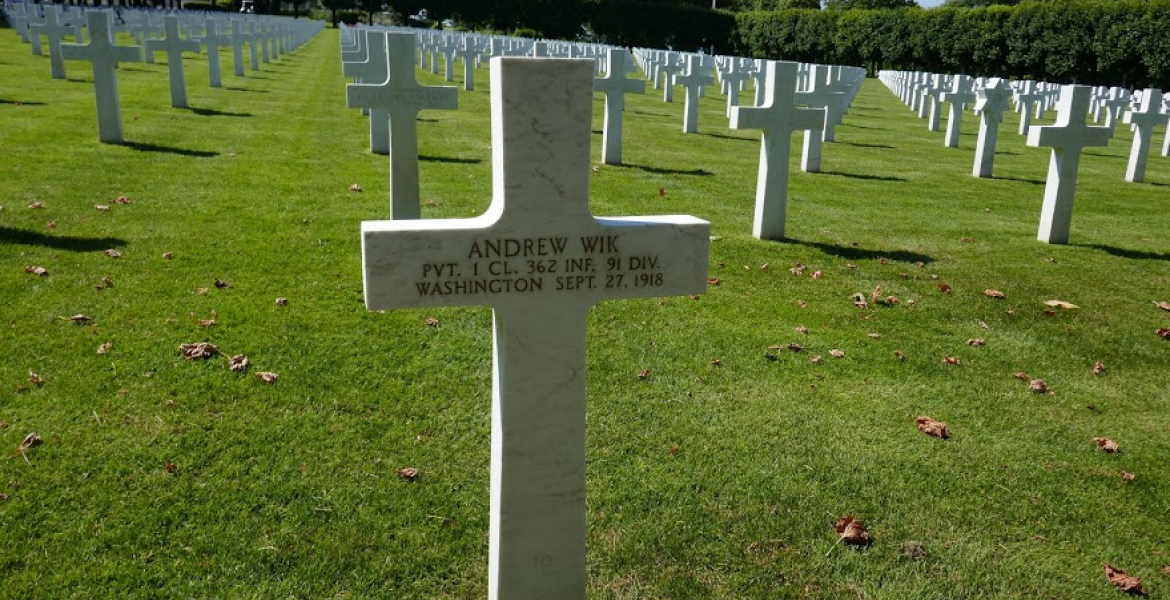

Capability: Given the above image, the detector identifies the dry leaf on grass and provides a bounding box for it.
[885,295,901,305]
[425,317,440,328]
[810,355,823,363]
[637,369,650,380]
[829,349,846,358]
[162,252,174,260]
[229,355,249,372]
[942,356,961,365]
[1104,565,1144,595]
[28,371,44,386]
[199,319,216,327]
[967,339,985,346]
[275,297,289,306]
[868,333,882,340]
[214,279,231,289]
[348,183,362,192]
[938,282,952,294]
[916,416,950,438]
[69,314,91,322]
[1157,328,1170,340]
[97,276,113,289]
[104,249,121,258]
[1093,361,1106,375]
[197,288,209,295]
[28,202,44,209]
[256,372,278,384]
[1121,471,1135,482]
[1044,300,1078,310]
[707,277,720,286]
[833,516,871,546]
[179,342,219,360]
[851,293,869,309]
[114,195,131,205]
[396,467,419,480]
[94,204,110,212]
[811,270,824,279]
[97,342,112,355]
[983,289,1006,299]
[24,266,48,276]
[1154,301,1170,311]
[871,285,882,305]
[45,220,56,230]
[1013,372,1031,381]
[19,433,43,452]
[1029,379,1050,394]
[1161,566,1170,575]
[790,263,807,276]
[1093,437,1120,453]
[796,326,808,335]
[894,350,905,360]
[787,343,804,352]
[0,492,8,501]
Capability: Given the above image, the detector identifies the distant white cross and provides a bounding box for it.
[593,48,644,166]
[60,10,143,144]
[145,15,201,108]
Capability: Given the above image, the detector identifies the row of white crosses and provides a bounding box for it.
[881,70,1169,243]
[17,8,323,143]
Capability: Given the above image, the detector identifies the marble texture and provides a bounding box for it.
[29,5,71,80]
[347,32,457,220]
[731,60,825,241]
[940,75,975,148]
[1026,84,1112,244]
[343,30,390,155]
[145,15,201,108]
[675,55,712,134]
[197,18,227,88]
[593,48,644,166]
[361,57,708,600]
[795,64,841,172]
[60,11,143,144]
[972,78,1012,178]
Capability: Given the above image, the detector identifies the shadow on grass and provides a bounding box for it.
[246,74,273,80]
[840,141,894,149]
[420,155,482,164]
[183,106,252,117]
[120,67,156,72]
[223,87,270,93]
[818,170,907,182]
[1084,152,1123,160]
[0,99,47,106]
[0,226,127,252]
[66,78,93,84]
[615,163,713,176]
[417,118,439,122]
[842,124,887,131]
[119,141,219,158]
[630,109,671,118]
[991,175,1045,185]
[783,237,934,264]
[1080,243,1170,261]
[698,132,755,142]
[996,151,1021,156]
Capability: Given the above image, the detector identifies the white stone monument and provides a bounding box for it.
[1016,81,1044,136]
[343,30,391,156]
[972,77,1012,178]
[60,11,143,144]
[1122,88,1168,183]
[939,75,975,148]
[145,15,202,109]
[1026,84,1112,244]
[593,48,644,166]
[731,60,825,241]
[198,18,228,88]
[29,5,72,80]
[346,32,458,219]
[361,57,708,600]
[455,40,480,91]
[675,54,712,134]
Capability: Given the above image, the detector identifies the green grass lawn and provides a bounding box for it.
[2,25,1169,600]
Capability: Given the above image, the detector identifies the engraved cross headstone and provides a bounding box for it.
[972,77,1012,178]
[675,54,712,134]
[939,75,975,148]
[1122,88,1168,183]
[29,5,72,80]
[145,15,201,108]
[1026,84,1112,244]
[343,29,390,155]
[361,57,709,600]
[347,32,458,220]
[593,48,644,166]
[60,10,143,144]
[731,60,826,240]
[196,18,228,88]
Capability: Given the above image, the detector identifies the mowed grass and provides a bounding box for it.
[2,24,1169,600]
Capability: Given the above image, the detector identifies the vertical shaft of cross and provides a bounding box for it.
[489,306,588,600]
[1037,148,1081,244]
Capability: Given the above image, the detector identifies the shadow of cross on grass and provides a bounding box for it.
[182,106,252,118]
[0,226,128,252]
[783,237,934,265]
[0,99,48,106]
[119,141,219,158]
[1078,243,1170,261]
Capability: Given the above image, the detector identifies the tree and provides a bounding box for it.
[824,0,915,9]
[322,0,356,26]
[356,0,382,24]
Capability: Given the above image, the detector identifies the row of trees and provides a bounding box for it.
[731,1,1170,89]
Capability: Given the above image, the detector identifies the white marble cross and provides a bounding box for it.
[197,18,228,88]
[593,48,644,166]
[145,15,201,108]
[731,60,825,241]
[227,19,249,77]
[454,40,480,91]
[347,32,458,220]
[1026,84,1112,244]
[1016,81,1044,136]
[1122,88,1168,183]
[972,77,1012,178]
[675,55,712,134]
[940,75,975,148]
[361,57,708,600]
[795,64,840,172]
[29,5,72,80]
[343,29,390,155]
[60,10,143,144]
[658,56,682,103]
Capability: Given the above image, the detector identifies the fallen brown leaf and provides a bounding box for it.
[1154,301,1170,311]
[1092,361,1106,375]
[961,237,974,243]
[1028,379,1050,394]
[894,350,905,360]
[871,285,882,305]
[1013,372,1031,381]
[1161,565,1169,575]
[983,289,1005,299]
[1044,299,1078,310]
[256,372,278,384]
[943,356,961,365]
[829,349,846,358]
[19,432,43,451]
[1093,437,1120,453]
[790,263,807,276]
[851,293,869,309]
[710,358,721,366]
[979,320,990,330]
[425,317,440,328]
[46,220,56,229]
[114,195,131,204]
[1104,564,1143,594]
[28,201,44,209]
[669,446,680,455]
[349,183,363,192]
[165,462,177,474]
[868,333,881,340]
[229,354,249,372]
[104,249,121,258]
[833,516,871,546]
[1121,471,1135,482]
[214,279,231,289]
[199,319,216,327]
[884,295,901,305]
[787,343,804,352]
[396,467,419,480]
[811,270,823,279]
[916,416,950,438]
[0,492,8,501]
[967,338,985,346]
[97,342,112,355]
[275,297,289,305]
[810,355,823,363]
[24,265,48,276]
[1157,328,1170,340]
[179,342,219,360]
[938,282,952,294]
[162,252,174,260]
[797,300,808,308]
[197,287,209,295]
[707,277,720,286]
[795,326,808,335]
[637,369,650,380]
[28,371,44,386]
[98,276,113,289]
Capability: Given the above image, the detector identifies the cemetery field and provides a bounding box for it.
[3,26,1170,600]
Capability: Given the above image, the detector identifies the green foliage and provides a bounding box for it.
[337,9,363,23]
[589,1,736,51]
[181,2,234,11]
[824,0,915,9]
[732,0,1170,87]
[322,0,357,26]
